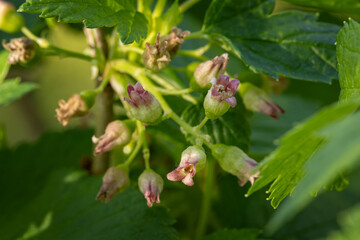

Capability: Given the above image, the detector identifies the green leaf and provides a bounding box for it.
[0,78,38,106]
[0,51,10,83]
[181,95,251,152]
[202,0,339,83]
[154,0,183,36]
[0,129,178,240]
[281,0,360,15]
[337,19,360,102]
[266,110,360,232]
[247,102,359,208]
[327,204,360,240]
[19,0,148,44]
[201,228,264,240]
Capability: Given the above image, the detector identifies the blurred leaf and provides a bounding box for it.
[0,129,178,240]
[19,0,148,44]
[202,228,264,240]
[247,102,359,208]
[327,204,360,240]
[337,19,360,102]
[181,95,251,152]
[0,78,38,106]
[282,0,360,15]
[266,110,360,233]
[154,0,183,35]
[202,0,339,83]
[0,51,10,83]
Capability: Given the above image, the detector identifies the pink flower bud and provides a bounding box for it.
[92,120,132,155]
[138,169,164,207]
[203,75,240,119]
[239,82,284,119]
[160,27,190,57]
[96,167,130,203]
[2,38,35,65]
[211,144,259,186]
[167,146,206,186]
[142,33,171,72]
[55,94,89,126]
[0,1,24,33]
[193,53,229,89]
[124,82,162,124]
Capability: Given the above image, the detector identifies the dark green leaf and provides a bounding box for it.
[247,102,359,208]
[0,51,10,83]
[0,78,38,106]
[19,0,148,44]
[202,0,339,83]
[0,129,178,240]
[337,19,360,101]
[282,0,360,15]
[327,204,360,240]
[202,228,264,240]
[181,95,251,152]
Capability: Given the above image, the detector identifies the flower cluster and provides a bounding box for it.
[2,37,35,65]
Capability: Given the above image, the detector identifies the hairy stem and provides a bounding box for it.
[84,28,113,175]
[195,157,216,239]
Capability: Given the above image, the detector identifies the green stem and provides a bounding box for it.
[179,0,201,13]
[122,132,143,167]
[158,88,193,95]
[95,70,111,94]
[153,0,167,17]
[177,44,211,61]
[185,31,210,40]
[138,121,151,169]
[195,157,216,239]
[195,116,209,131]
[21,26,50,48]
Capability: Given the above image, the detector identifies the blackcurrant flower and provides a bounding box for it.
[138,169,164,207]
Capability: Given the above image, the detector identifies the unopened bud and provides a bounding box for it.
[239,82,284,119]
[138,169,164,207]
[2,38,35,65]
[203,75,239,119]
[92,120,133,155]
[0,1,24,33]
[193,53,229,89]
[124,82,162,124]
[160,27,190,57]
[55,90,96,126]
[167,146,206,186]
[142,33,171,72]
[96,167,130,203]
[211,144,259,186]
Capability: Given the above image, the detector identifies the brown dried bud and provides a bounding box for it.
[96,167,130,203]
[2,38,35,65]
[142,33,171,72]
[160,27,190,57]
[55,94,88,126]
[193,53,229,89]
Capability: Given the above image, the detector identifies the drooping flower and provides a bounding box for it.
[211,144,259,186]
[124,82,162,124]
[55,94,88,126]
[239,82,285,119]
[203,75,240,119]
[2,38,35,64]
[160,27,190,57]
[193,53,229,89]
[142,33,171,72]
[92,120,132,155]
[0,1,24,33]
[138,169,164,207]
[96,167,130,203]
[167,146,206,186]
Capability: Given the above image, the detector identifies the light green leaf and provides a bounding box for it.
[0,51,10,83]
[0,129,178,240]
[337,19,360,102]
[201,229,264,240]
[202,0,339,83]
[282,0,360,15]
[19,0,148,44]
[154,0,183,36]
[247,102,359,208]
[0,78,38,106]
[266,110,360,233]
[181,95,251,152]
